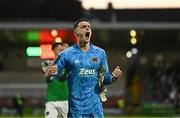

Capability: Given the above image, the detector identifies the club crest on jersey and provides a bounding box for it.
[92,57,97,64]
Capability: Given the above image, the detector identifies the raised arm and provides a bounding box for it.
[100,51,122,85]
[44,52,67,80]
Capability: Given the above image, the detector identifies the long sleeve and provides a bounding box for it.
[52,52,66,79]
[100,51,113,85]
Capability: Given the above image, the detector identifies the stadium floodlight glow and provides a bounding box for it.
[80,0,108,10]
[131,48,138,54]
[79,0,180,10]
[130,30,136,37]
[126,51,132,58]
[26,47,40,57]
[130,37,137,45]
[51,29,58,37]
[55,37,62,43]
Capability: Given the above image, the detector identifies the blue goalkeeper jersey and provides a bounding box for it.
[54,44,113,116]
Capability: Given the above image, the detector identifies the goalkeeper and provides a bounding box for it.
[46,19,122,118]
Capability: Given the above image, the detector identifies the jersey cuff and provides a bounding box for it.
[110,76,117,83]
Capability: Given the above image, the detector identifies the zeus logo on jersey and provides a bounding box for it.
[79,68,96,76]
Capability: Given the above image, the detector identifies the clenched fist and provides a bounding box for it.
[112,66,122,82]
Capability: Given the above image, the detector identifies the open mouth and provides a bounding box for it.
[85,32,90,37]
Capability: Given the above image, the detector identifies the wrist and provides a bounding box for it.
[111,76,117,83]
[44,72,50,78]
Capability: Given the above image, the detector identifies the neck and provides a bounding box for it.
[77,41,90,51]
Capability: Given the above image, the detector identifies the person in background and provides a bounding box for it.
[63,43,69,49]
[12,92,25,118]
[42,42,69,118]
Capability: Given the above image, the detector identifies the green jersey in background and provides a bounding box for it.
[46,77,68,101]
[42,60,68,101]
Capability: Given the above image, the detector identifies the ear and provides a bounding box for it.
[74,29,78,36]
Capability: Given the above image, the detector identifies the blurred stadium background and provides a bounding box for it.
[0,0,180,117]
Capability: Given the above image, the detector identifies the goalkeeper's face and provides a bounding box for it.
[75,21,92,44]
[53,44,64,57]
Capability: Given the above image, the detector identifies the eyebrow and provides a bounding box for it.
[80,24,91,28]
